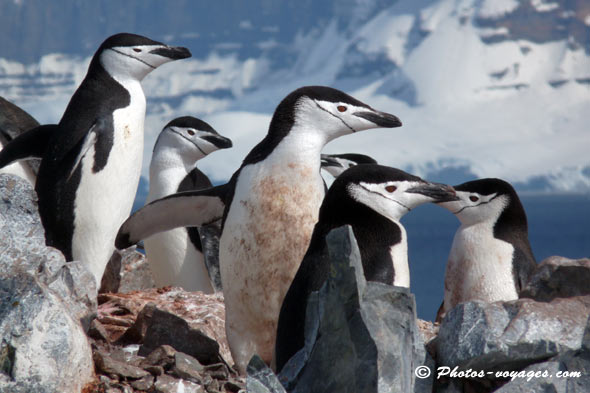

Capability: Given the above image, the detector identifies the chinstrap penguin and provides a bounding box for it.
[436,178,536,321]
[144,116,231,293]
[0,97,41,184]
[116,85,402,373]
[275,164,457,372]
[320,152,377,178]
[0,33,191,287]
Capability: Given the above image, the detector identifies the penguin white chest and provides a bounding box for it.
[444,223,517,312]
[219,159,324,370]
[72,80,146,285]
[390,225,410,288]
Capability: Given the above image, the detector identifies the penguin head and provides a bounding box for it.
[271,86,401,143]
[323,165,457,223]
[439,178,524,227]
[321,153,378,177]
[95,33,191,81]
[154,116,232,163]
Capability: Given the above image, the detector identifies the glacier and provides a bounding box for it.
[0,0,589,198]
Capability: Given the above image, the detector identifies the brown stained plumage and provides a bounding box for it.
[221,162,323,370]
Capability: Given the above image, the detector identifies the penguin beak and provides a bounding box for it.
[406,183,458,202]
[201,134,233,150]
[354,110,402,128]
[149,46,192,60]
[320,154,340,168]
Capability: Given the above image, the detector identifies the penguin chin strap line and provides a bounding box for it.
[111,48,156,69]
[314,101,356,133]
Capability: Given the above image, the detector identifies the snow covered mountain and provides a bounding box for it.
[1,0,589,198]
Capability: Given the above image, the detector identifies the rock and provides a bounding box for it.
[279,226,426,393]
[521,256,590,302]
[0,174,94,392]
[100,248,155,294]
[129,375,154,391]
[98,288,231,362]
[88,319,110,342]
[494,316,590,393]
[136,306,223,366]
[100,250,123,293]
[172,352,205,382]
[437,296,590,371]
[93,349,151,380]
[246,355,287,393]
[0,274,95,393]
[153,374,204,393]
[199,222,223,292]
[140,345,177,369]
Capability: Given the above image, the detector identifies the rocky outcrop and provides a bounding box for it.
[437,296,590,371]
[276,226,427,393]
[0,174,95,392]
[520,256,590,302]
[433,255,590,392]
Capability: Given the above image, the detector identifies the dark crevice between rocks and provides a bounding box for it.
[0,340,15,380]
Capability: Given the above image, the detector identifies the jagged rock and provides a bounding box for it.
[100,248,155,294]
[0,174,94,392]
[521,256,590,302]
[153,374,204,393]
[136,306,223,366]
[279,226,426,393]
[246,355,287,393]
[97,288,231,362]
[437,295,590,372]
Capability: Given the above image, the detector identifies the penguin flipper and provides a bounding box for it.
[116,185,227,249]
[0,124,57,169]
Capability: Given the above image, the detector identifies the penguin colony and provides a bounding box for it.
[0,32,536,375]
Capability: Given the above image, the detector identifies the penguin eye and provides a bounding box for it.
[337,105,347,112]
[385,185,397,193]
[187,129,195,136]
[133,48,142,53]
[469,195,479,202]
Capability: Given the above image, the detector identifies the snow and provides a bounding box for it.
[1,0,589,193]
[530,0,559,13]
[477,0,519,19]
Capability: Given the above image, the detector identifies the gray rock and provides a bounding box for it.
[130,375,155,391]
[495,316,590,393]
[199,222,223,292]
[280,226,426,393]
[100,248,155,294]
[437,296,590,371]
[100,250,123,293]
[246,355,287,393]
[136,306,223,365]
[153,374,204,393]
[172,351,204,382]
[93,349,151,380]
[521,256,590,302]
[0,174,94,392]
